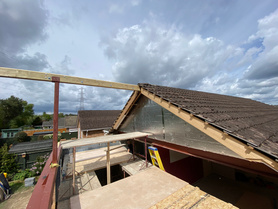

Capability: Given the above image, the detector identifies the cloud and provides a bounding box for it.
[0,0,48,54]
[101,10,278,105]
[101,23,243,89]
[244,9,278,80]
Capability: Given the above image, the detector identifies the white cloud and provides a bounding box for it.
[101,23,243,88]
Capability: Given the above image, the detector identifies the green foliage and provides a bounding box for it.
[43,133,61,140]
[0,144,18,174]
[12,169,32,181]
[32,116,42,126]
[42,112,52,121]
[30,154,49,176]
[0,96,34,129]
[14,131,31,143]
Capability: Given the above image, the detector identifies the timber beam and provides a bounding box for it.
[140,88,278,172]
[112,91,141,130]
[0,67,140,91]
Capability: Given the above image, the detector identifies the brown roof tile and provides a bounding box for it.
[78,110,121,130]
[139,83,278,158]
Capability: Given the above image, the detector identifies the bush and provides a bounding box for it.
[0,144,18,175]
[30,154,49,176]
[14,131,31,143]
[12,169,32,181]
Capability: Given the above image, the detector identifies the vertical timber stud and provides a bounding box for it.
[52,76,60,164]
[107,142,111,184]
[145,137,148,168]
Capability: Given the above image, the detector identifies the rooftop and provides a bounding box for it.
[139,83,278,159]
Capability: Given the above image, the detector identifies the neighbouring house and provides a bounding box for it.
[110,83,278,207]
[42,115,78,131]
[77,110,121,139]
[9,139,52,169]
[1,128,22,139]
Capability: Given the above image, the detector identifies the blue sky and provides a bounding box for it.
[0,0,278,114]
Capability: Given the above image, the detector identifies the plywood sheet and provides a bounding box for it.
[120,158,152,176]
[61,132,151,149]
[70,167,188,209]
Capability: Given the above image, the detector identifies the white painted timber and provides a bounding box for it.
[61,132,151,149]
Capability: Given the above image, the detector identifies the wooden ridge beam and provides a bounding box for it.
[0,67,140,91]
[140,88,278,172]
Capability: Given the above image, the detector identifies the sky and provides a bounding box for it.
[0,0,278,114]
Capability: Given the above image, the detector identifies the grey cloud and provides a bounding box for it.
[0,0,48,54]
[244,9,278,80]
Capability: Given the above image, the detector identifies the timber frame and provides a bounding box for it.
[1,67,277,172]
[113,88,278,173]
[0,67,140,91]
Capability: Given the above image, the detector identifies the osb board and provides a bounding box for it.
[150,184,238,209]
[120,158,152,176]
[67,151,132,175]
[70,167,188,209]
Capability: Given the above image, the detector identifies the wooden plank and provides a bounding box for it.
[75,146,127,162]
[0,67,140,91]
[120,158,152,176]
[66,151,132,175]
[70,166,188,209]
[140,88,278,172]
[61,132,151,149]
[106,142,111,185]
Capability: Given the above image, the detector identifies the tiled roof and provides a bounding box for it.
[78,110,121,130]
[42,116,78,128]
[9,139,52,153]
[139,83,278,159]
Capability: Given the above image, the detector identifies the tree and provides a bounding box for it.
[32,116,43,126]
[14,132,31,143]
[0,96,34,129]
[42,112,52,121]
[0,144,18,175]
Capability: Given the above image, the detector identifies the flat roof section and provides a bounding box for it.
[70,166,237,209]
[61,132,151,149]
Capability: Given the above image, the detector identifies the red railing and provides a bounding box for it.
[26,145,62,209]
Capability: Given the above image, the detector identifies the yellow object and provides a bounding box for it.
[3,173,7,178]
[148,146,165,171]
[50,163,60,168]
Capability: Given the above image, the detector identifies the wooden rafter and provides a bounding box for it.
[0,67,140,91]
[140,88,278,172]
[112,91,141,130]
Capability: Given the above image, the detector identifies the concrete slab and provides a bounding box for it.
[70,166,188,209]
